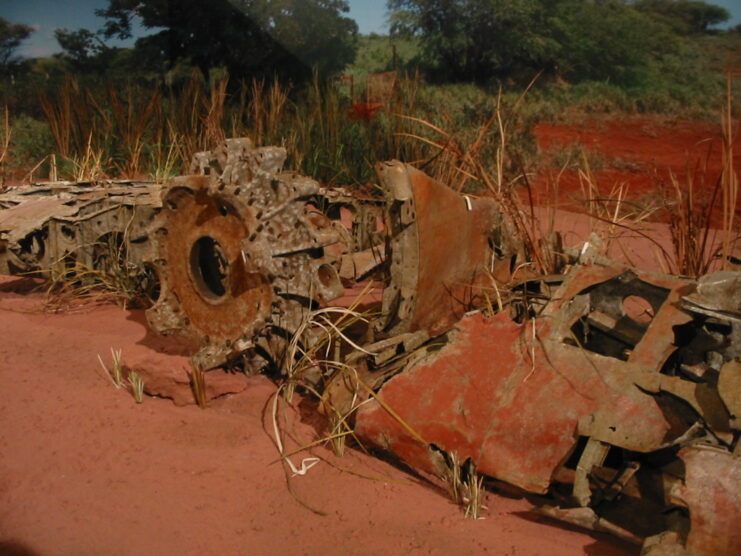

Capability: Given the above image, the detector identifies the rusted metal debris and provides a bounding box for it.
[0,138,385,373]
[1,140,738,555]
[146,139,384,371]
[375,160,513,337]
[146,139,345,371]
[353,264,740,555]
[0,180,160,278]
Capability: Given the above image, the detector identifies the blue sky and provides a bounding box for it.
[1,0,739,59]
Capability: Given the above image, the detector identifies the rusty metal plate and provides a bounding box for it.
[355,309,672,493]
[674,447,741,555]
[376,161,503,337]
[355,265,705,493]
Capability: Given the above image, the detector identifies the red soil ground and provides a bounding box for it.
[2,116,734,555]
[532,116,740,227]
[0,277,636,556]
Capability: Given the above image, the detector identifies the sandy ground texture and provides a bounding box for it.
[0,277,637,556]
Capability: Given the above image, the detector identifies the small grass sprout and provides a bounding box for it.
[127,370,145,404]
[189,363,208,408]
[97,347,124,388]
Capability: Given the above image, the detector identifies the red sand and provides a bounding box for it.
[532,117,740,226]
[0,276,637,556]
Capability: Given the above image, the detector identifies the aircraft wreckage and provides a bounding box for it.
[1,138,739,555]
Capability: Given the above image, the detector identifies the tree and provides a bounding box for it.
[0,17,34,68]
[388,0,558,83]
[54,28,114,73]
[386,0,694,86]
[241,0,359,76]
[634,0,730,33]
[547,0,674,85]
[95,0,358,81]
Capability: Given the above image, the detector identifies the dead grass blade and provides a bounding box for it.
[721,69,739,268]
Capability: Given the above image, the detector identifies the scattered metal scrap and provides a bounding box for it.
[0,180,159,278]
[0,138,385,371]
[353,264,740,554]
[1,139,738,555]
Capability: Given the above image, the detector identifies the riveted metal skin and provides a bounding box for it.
[0,180,160,277]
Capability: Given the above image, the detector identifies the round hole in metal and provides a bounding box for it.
[190,236,229,300]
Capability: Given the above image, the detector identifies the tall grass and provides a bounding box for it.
[720,70,739,269]
[0,106,9,186]
[660,69,739,277]
[397,82,560,276]
[31,71,537,189]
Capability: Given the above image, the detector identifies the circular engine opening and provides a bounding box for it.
[190,236,229,300]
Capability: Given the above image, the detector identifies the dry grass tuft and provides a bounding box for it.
[396,82,565,278]
[127,370,145,404]
[97,348,144,403]
[720,69,740,269]
[0,106,10,187]
[658,69,740,277]
[189,363,208,409]
[440,452,486,519]
[282,302,376,456]
[45,230,152,312]
[97,347,124,388]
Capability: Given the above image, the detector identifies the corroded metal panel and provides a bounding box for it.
[356,310,671,493]
[377,161,506,337]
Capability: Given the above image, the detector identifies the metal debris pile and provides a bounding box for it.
[1,139,738,556]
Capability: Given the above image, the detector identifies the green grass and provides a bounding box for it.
[346,33,421,77]
[2,114,55,181]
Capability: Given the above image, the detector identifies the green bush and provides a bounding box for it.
[4,114,55,180]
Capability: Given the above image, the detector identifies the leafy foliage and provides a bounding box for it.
[388,0,557,82]
[551,1,708,87]
[386,0,730,86]
[94,0,358,81]
[53,29,121,74]
[634,0,730,33]
[242,0,359,76]
[0,17,33,69]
